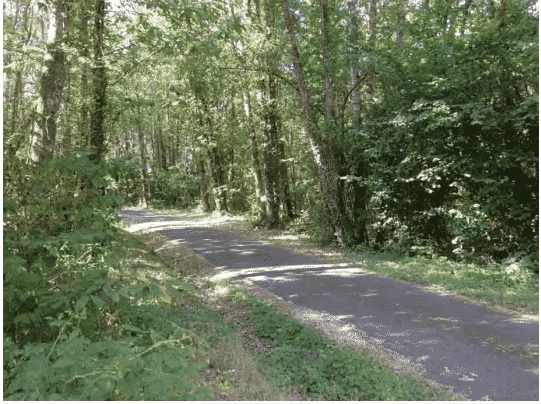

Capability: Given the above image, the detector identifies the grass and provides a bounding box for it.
[344,245,539,315]
[104,228,302,400]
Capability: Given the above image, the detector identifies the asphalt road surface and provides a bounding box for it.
[117,208,539,401]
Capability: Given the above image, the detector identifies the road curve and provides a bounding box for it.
[117,208,539,401]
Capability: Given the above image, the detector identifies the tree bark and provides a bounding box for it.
[244,91,267,224]
[77,3,91,150]
[89,0,107,163]
[282,0,346,246]
[156,111,167,170]
[137,123,150,208]
[348,0,361,132]
[197,150,212,212]
[396,0,404,49]
[33,0,69,163]
[276,137,294,221]
[368,0,377,95]
[200,100,228,213]
[260,77,280,228]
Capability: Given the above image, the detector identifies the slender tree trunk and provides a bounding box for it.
[137,119,150,208]
[396,0,404,49]
[460,0,472,36]
[267,74,294,221]
[282,0,346,246]
[89,0,107,163]
[276,137,294,221]
[197,150,212,212]
[200,101,228,213]
[260,78,280,228]
[348,0,361,132]
[368,0,377,95]
[244,91,267,224]
[157,112,167,170]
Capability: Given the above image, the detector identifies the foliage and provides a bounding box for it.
[346,249,538,312]
[148,166,200,209]
[242,296,452,401]
[104,156,142,204]
[3,303,215,400]
[3,153,124,347]
[347,4,539,264]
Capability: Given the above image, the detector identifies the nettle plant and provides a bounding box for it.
[3,153,123,347]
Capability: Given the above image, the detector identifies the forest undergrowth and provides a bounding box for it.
[4,208,471,401]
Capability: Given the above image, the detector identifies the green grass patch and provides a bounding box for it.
[237,295,467,401]
[346,246,539,313]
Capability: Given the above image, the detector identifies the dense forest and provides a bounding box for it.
[3,0,539,398]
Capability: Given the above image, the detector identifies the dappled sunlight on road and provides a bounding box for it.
[208,262,352,283]
[117,208,539,401]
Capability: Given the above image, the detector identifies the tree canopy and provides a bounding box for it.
[4,0,538,267]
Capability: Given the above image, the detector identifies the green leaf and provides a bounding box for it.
[90,295,107,308]
[121,324,146,333]
[75,296,89,312]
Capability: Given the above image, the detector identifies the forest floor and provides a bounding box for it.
[115,206,539,401]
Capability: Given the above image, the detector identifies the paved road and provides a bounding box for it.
[117,208,539,401]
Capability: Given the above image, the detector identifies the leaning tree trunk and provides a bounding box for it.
[282,0,346,246]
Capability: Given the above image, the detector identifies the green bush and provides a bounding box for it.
[3,303,215,400]
[148,167,200,209]
[3,153,123,347]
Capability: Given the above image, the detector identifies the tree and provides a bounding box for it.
[29,0,69,163]
[281,0,347,245]
[89,0,107,163]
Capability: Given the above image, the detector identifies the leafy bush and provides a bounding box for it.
[3,153,123,347]
[148,167,200,209]
[307,201,336,246]
[3,304,215,400]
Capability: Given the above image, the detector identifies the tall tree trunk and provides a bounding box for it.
[276,137,294,221]
[32,0,69,163]
[320,0,346,244]
[396,0,404,49]
[282,0,346,246]
[260,78,280,228]
[268,75,294,221]
[348,0,361,132]
[197,150,212,212]
[137,120,150,208]
[244,91,267,224]
[77,2,91,150]
[200,101,228,213]
[368,0,377,95]
[158,112,167,170]
[347,1,368,245]
[89,0,107,163]
[460,0,472,36]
